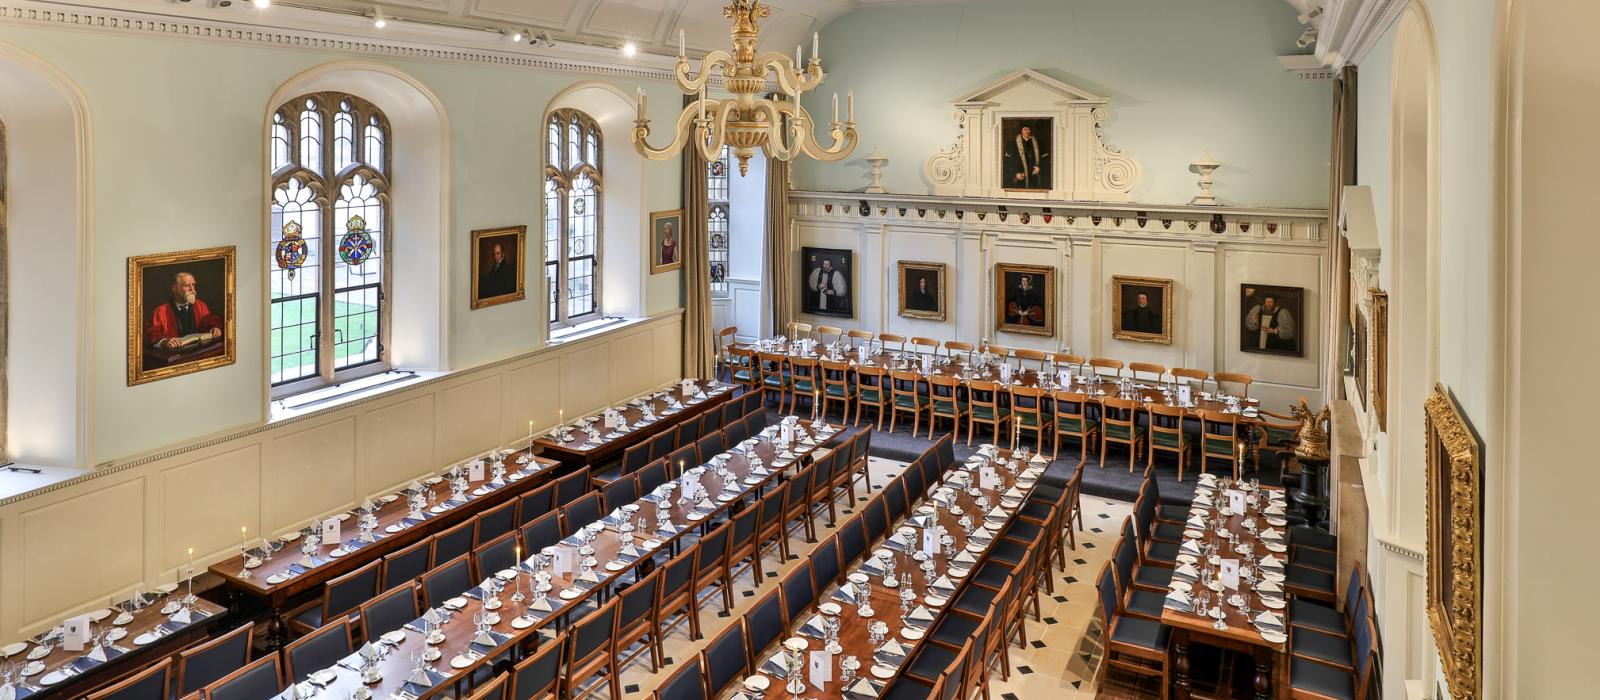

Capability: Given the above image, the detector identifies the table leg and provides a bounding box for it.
[265,606,288,650]
[1173,628,1192,700]
[1253,648,1273,700]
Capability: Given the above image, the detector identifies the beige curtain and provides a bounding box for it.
[681,139,715,379]
[765,158,793,336]
[1324,66,1358,400]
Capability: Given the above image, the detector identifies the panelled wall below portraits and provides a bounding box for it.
[789,203,1329,409]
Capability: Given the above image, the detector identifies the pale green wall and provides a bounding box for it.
[0,25,684,465]
[792,0,1333,208]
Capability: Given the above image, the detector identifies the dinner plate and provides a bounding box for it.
[113,612,134,626]
[105,628,127,643]
[277,532,302,544]
[948,567,970,579]
[1206,580,1225,592]
[328,548,349,558]
[743,674,771,691]
[559,589,582,600]
[244,557,263,569]
[510,616,536,630]
[26,645,50,661]
[901,627,925,640]
[88,608,114,623]
[266,574,288,585]
[1259,597,1286,610]
[334,513,352,522]
[424,477,444,486]
[0,642,27,658]
[1264,543,1288,553]
[482,612,501,626]
[429,505,450,514]
[848,573,870,585]
[1170,580,1192,592]
[819,603,842,616]
[687,512,706,521]
[924,595,948,607]
[444,597,469,610]
[380,495,400,504]
[380,630,406,645]
[871,664,898,679]
[1259,631,1288,644]
[132,632,162,646]
[311,670,338,685]
[1176,554,1198,565]
[384,524,406,534]
[605,561,628,572]
[449,655,474,669]
[643,539,663,550]
[155,583,179,594]
[39,670,72,686]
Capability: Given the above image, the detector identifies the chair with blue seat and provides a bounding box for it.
[202,654,282,700]
[1093,561,1171,699]
[1100,397,1147,470]
[516,481,556,528]
[601,474,640,512]
[559,491,602,536]
[283,617,353,683]
[779,560,816,625]
[728,346,760,394]
[1292,565,1364,638]
[1118,517,1173,591]
[702,621,750,698]
[564,597,620,700]
[553,467,592,509]
[695,430,728,464]
[693,521,735,614]
[727,505,764,588]
[818,357,855,424]
[466,672,507,700]
[1147,403,1193,480]
[473,532,520,579]
[837,513,867,568]
[854,364,891,429]
[965,379,1011,446]
[754,481,792,565]
[520,510,561,555]
[174,621,253,698]
[743,589,785,664]
[648,430,680,463]
[723,417,751,446]
[782,464,820,545]
[593,441,651,489]
[85,657,170,700]
[888,370,930,436]
[658,547,702,641]
[1291,588,1369,672]
[809,534,843,593]
[420,555,475,608]
[475,498,519,547]
[637,458,669,494]
[359,582,418,640]
[616,568,664,673]
[1111,533,1166,622]
[927,374,967,440]
[1290,616,1378,700]
[1009,385,1053,452]
[1050,389,1100,463]
[432,518,476,568]
[1134,494,1180,568]
[652,655,706,700]
[288,558,379,639]
[756,351,791,413]
[509,635,564,700]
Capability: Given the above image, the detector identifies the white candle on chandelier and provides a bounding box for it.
[812,32,819,61]
[699,85,707,123]
[847,90,854,122]
[678,29,685,58]
[795,44,802,70]
[832,92,839,123]
[636,87,646,115]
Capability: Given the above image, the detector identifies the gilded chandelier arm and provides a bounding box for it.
[674,52,734,93]
[632,107,700,161]
[754,52,824,95]
[765,100,857,161]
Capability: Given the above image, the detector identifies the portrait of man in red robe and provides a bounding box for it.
[144,271,223,350]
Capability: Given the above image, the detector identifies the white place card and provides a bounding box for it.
[980,467,999,491]
[321,517,341,545]
[681,379,696,395]
[1228,489,1246,514]
[809,650,832,687]
[1220,559,1240,590]
[923,530,938,557]
[469,462,486,482]
[1178,385,1193,405]
[554,548,574,574]
[62,614,90,651]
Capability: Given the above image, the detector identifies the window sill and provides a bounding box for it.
[269,369,443,423]
[549,316,641,345]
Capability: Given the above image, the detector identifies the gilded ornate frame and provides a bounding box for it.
[127,246,238,386]
[896,260,946,321]
[469,225,528,310]
[993,262,1055,337]
[1110,275,1173,344]
[648,209,684,275]
[1424,383,1482,700]
[1371,288,1389,430]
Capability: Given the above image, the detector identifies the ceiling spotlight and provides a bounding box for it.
[535,31,555,48]
[512,29,523,42]
[372,8,386,28]
[502,27,522,42]
[621,42,637,57]
[252,0,269,7]
[1296,26,1317,48]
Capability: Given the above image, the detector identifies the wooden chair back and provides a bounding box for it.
[1053,352,1085,370]
[943,340,974,362]
[727,346,759,391]
[1088,357,1125,377]
[1214,371,1253,398]
[87,658,170,700]
[176,620,254,695]
[786,321,812,339]
[1128,362,1167,382]
[1198,408,1242,477]
[1013,348,1048,371]
[846,328,874,351]
[876,332,906,352]
[814,324,843,346]
[909,336,940,354]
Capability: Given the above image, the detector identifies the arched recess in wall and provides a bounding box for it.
[1386,5,1440,534]
[264,61,450,375]
[0,39,92,468]
[542,82,647,325]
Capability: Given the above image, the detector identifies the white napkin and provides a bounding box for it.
[1254,611,1284,628]
[909,605,935,622]
[877,639,907,657]
[1262,528,1285,542]
[1029,453,1048,464]
[1256,579,1283,594]
[931,575,956,593]
[1165,590,1191,608]
[409,480,423,492]
[407,667,433,687]
[696,499,716,511]
[531,596,553,612]
[1265,504,1285,515]
[0,683,16,700]
[1003,487,1024,500]
[361,498,376,511]
[1260,554,1284,570]
[835,582,858,604]
[423,608,442,625]
[86,644,107,663]
[1187,515,1207,527]
[473,630,496,646]
[1175,563,1200,579]
[953,550,977,565]
[169,608,192,624]
[620,545,641,558]
[1180,540,1202,554]
[360,641,380,661]
[846,678,878,697]
[578,569,600,584]
[985,506,1006,520]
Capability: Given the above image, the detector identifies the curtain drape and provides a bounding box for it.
[765,157,793,337]
[681,137,715,380]
[1324,66,1358,401]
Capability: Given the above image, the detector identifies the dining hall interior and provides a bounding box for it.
[0,0,1591,698]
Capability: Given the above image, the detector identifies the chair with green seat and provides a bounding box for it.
[756,351,791,413]
[1100,397,1147,470]
[818,358,855,424]
[877,331,906,353]
[1009,385,1053,453]
[787,355,822,419]
[1146,403,1193,480]
[845,328,874,353]
[727,346,759,394]
[1050,389,1100,463]
[1013,348,1049,373]
[715,326,738,382]
[980,343,1012,370]
[943,340,974,364]
[1053,352,1086,377]
[814,324,843,347]
[965,379,1010,446]
[926,374,967,439]
[909,336,940,357]
[888,369,931,436]
[1088,356,1125,381]
[1199,408,1243,479]
[1254,398,1308,467]
[854,364,890,429]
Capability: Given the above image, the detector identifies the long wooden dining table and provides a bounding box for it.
[1161,478,1294,700]
[286,417,843,700]
[722,446,1047,699]
[209,450,562,648]
[534,379,735,468]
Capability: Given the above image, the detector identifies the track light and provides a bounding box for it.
[534,31,555,48]
[502,27,522,42]
[372,8,386,28]
[621,42,637,57]
[1296,26,1317,48]
[512,29,523,42]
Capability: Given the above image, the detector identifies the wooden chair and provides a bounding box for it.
[927,374,967,440]
[782,466,820,545]
[787,355,822,418]
[888,369,931,436]
[465,672,508,700]
[943,340,975,363]
[726,505,765,587]
[516,481,557,528]
[877,332,906,352]
[359,582,418,640]
[657,548,702,641]
[1093,562,1171,699]
[475,498,519,546]
[564,598,620,700]
[814,324,843,346]
[785,321,812,340]
[432,517,476,567]
[420,554,475,608]
[1009,385,1053,452]
[755,482,792,566]
[910,336,940,356]
[1088,357,1125,379]
[845,328,874,351]
[175,621,253,697]
[1100,397,1147,470]
[1147,403,1193,480]
[1214,371,1253,398]
[86,657,170,700]
[980,343,1012,367]
[755,351,790,413]
[727,346,759,394]
[715,326,739,381]
[202,654,282,700]
[1053,352,1086,374]
[1199,409,1243,479]
[1254,402,1306,465]
[853,364,890,429]
[1128,362,1166,383]
[1014,348,1049,372]
[283,618,353,683]
[1170,367,1210,390]
[616,568,664,673]
[1050,389,1100,463]
[653,656,707,700]
[508,633,564,700]
[693,521,736,613]
[288,558,380,639]
[966,379,1011,446]
[817,358,855,425]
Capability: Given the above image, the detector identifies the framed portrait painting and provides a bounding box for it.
[649,209,684,274]
[470,225,527,310]
[897,261,946,321]
[800,247,853,318]
[1112,276,1174,344]
[127,246,237,386]
[1424,383,1484,700]
[999,116,1052,192]
[994,263,1054,336]
[1240,284,1305,356]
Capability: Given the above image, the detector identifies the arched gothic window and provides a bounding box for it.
[268,93,391,393]
[544,109,603,326]
[708,145,731,297]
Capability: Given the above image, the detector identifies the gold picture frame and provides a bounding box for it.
[897,261,947,321]
[127,246,237,386]
[994,263,1054,336]
[1371,288,1389,431]
[649,209,684,274]
[1424,383,1483,700]
[470,225,527,310]
[1111,275,1174,344]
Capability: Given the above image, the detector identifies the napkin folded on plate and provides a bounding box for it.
[953,550,978,566]
[695,499,716,512]
[1003,487,1024,500]
[907,605,936,626]
[931,575,957,594]
[799,615,826,638]
[832,582,859,605]
[1187,515,1207,527]
[760,653,787,676]
[1261,528,1285,542]
[1174,563,1201,581]
[1194,494,1214,505]
[619,545,642,559]
[985,507,1007,521]
[877,639,907,659]
[1180,540,1202,554]
[845,678,881,699]
[859,559,885,576]
[1264,504,1285,515]
[578,569,600,584]
[1254,611,1284,630]
[1164,590,1191,611]
[1259,554,1284,570]
[887,532,912,549]
[531,596,554,612]
[408,667,433,688]
[1256,579,1283,595]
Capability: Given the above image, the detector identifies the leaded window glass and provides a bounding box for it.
[269,92,391,393]
[708,145,731,297]
[544,108,603,327]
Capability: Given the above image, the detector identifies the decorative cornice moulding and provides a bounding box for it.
[1313,0,1408,69]
[0,0,706,83]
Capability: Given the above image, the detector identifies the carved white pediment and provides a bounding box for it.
[924,69,1141,202]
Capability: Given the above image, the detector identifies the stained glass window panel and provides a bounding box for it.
[333,102,355,173]
[271,112,292,172]
[707,145,731,297]
[298,99,322,174]
[333,174,383,371]
[364,115,384,173]
[545,108,603,327]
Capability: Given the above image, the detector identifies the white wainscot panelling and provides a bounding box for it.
[362,394,439,495]
[271,417,357,530]
[20,479,144,629]
[161,446,263,569]
[1097,241,1197,367]
[437,375,505,468]
[1219,247,1325,395]
[989,233,1071,352]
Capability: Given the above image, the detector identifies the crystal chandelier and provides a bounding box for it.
[632,0,858,175]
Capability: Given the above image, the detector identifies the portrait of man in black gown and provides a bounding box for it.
[1112,276,1174,344]
[1000,117,1052,191]
[471,225,526,310]
[897,261,946,321]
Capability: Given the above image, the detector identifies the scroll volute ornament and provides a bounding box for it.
[1424,383,1482,700]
